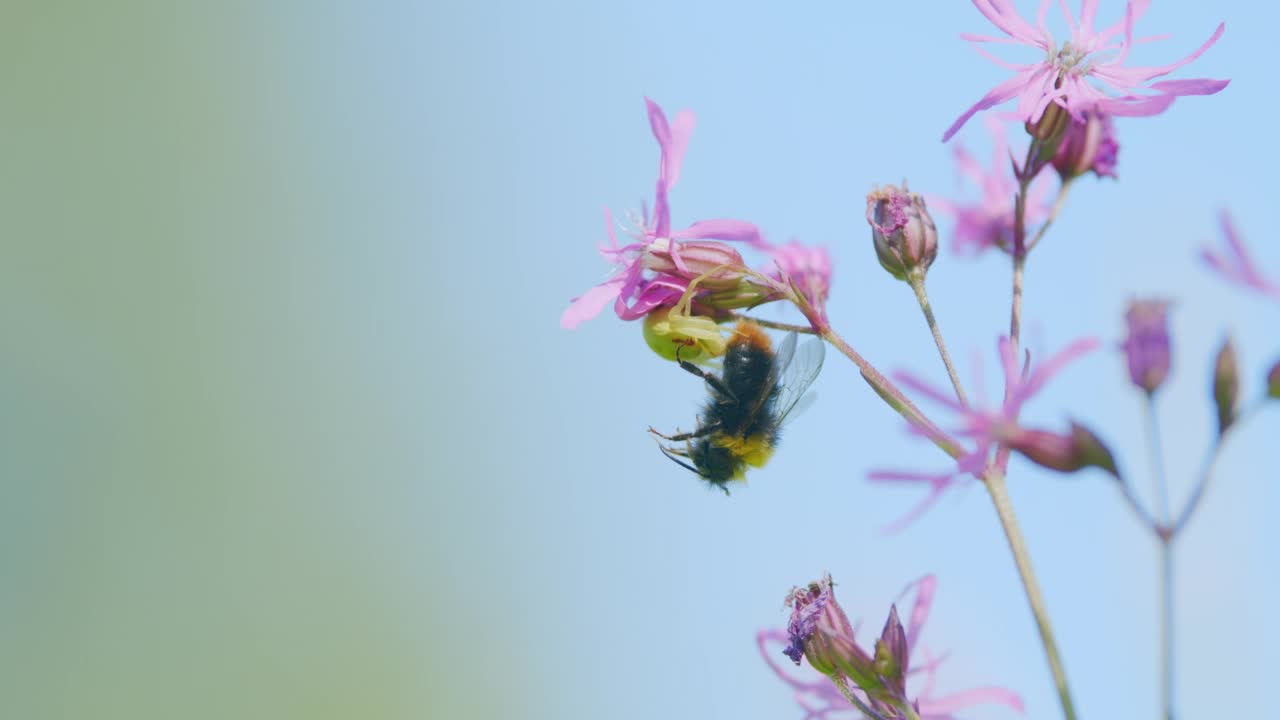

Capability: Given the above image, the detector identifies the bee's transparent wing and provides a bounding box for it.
[775,336,825,423]
[772,330,798,379]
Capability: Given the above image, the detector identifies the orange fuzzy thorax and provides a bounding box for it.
[732,320,772,353]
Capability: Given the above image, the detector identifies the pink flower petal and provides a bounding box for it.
[943,69,1039,141]
[670,218,763,245]
[560,274,626,329]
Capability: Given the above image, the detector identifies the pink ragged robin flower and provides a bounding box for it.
[943,0,1229,142]
[1201,212,1280,301]
[869,335,1099,531]
[930,118,1052,257]
[560,98,763,329]
[760,575,1024,720]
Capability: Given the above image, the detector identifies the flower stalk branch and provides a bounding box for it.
[907,271,968,407]
[984,468,1078,720]
[788,286,964,460]
[1143,395,1175,720]
[726,312,819,336]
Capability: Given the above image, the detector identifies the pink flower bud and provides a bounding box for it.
[867,184,938,282]
[1121,299,1173,395]
[1004,423,1118,477]
[1052,113,1118,180]
[1212,338,1239,434]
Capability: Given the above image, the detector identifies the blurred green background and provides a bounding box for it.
[2,2,1274,719]
[1,3,471,717]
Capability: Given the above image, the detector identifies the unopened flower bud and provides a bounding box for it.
[1005,423,1118,478]
[1212,338,1239,434]
[698,277,783,311]
[867,184,938,282]
[1052,112,1118,180]
[1267,359,1280,400]
[642,307,726,363]
[1121,299,1173,395]
[642,238,746,290]
[1025,100,1070,144]
[872,605,909,700]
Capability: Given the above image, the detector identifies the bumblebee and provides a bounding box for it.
[651,320,824,492]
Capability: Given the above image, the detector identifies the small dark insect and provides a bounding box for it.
[650,320,824,493]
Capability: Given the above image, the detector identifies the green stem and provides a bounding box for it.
[788,294,964,460]
[817,322,963,460]
[1160,541,1174,720]
[1171,400,1262,536]
[985,469,1078,720]
[1026,179,1074,252]
[726,312,819,335]
[1144,394,1174,720]
[907,271,968,407]
[831,678,893,720]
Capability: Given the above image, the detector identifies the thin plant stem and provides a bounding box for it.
[1171,400,1262,536]
[984,469,1078,720]
[1026,179,1075,252]
[831,678,894,720]
[1144,394,1173,522]
[987,154,1078,720]
[788,292,964,460]
[1160,542,1174,720]
[907,272,968,407]
[727,312,819,335]
[1009,253,1027,351]
[1113,473,1161,534]
[1144,393,1174,720]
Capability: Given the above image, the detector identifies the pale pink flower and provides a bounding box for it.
[930,118,1052,256]
[944,0,1229,141]
[1200,212,1280,301]
[767,240,833,319]
[760,575,1024,720]
[561,98,762,329]
[869,335,1099,531]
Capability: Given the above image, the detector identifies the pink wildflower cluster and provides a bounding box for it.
[561,99,832,332]
[759,575,1024,720]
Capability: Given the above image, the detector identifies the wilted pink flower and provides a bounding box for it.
[783,574,867,677]
[930,118,1052,256]
[867,184,939,281]
[560,98,763,329]
[944,1,1229,142]
[768,240,833,318]
[870,335,1099,531]
[1120,299,1172,394]
[760,576,1024,720]
[1200,212,1280,301]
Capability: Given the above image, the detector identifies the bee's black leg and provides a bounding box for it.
[674,345,738,402]
[649,423,718,442]
[657,444,703,476]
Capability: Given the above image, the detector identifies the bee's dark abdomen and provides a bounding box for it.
[710,342,779,437]
[723,342,773,401]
